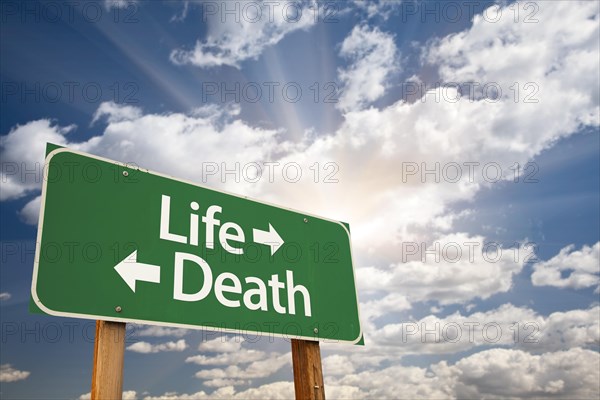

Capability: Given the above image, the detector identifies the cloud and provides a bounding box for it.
[0,292,11,301]
[2,102,283,225]
[126,339,188,354]
[357,233,531,306]
[203,379,248,388]
[170,1,189,23]
[0,364,30,382]
[533,306,600,352]
[322,354,356,376]
[170,1,316,68]
[194,352,291,382]
[143,382,293,400]
[18,195,41,225]
[327,347,599,399]
[133,325,189,338]
[186,349,266,366]
[197,337,245,353]
[92,101,143,125]
[425,1,599,130]
[371,304,600,355]
[351,0,400,20]
[323,302,598,380]
[532,242,600,291]
[337,25,398,112]
[108,347,600,399]
[0,120,72,201]
[360,292,411,323]
[264,0,598,259]
[124,390,139,399]
[188,338,284,386]
[327,362,453,399]
[447,347,599,399]
[103,0,137,11]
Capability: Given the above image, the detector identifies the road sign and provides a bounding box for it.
[31,145,362,344]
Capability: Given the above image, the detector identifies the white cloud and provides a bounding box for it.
[186,349,266,366]
[92,101,143,125]
[188,339,285,387]
[170,1,316,68]
[430,305,443,314]
[203,379,247,388]
[534,306,600,352]
[532,242,600,291]
[194,352,291,381]
[322,354,355,376]
[425,1,599,130]
[143,382,293,400]
[352,0,399,20]
[223,382,293,399]
[75,104,281,199]
[197,337,245,353]
[326,347,600,399]
[371,304,600,355]
[337,25,398,112]
[357,233,531,306]
[123,347,600,399]
[170,1,189,23]
[0,292,11,301]
[0,364,30,382]
[18,195,41,225]
[266,1,598,259]
[447,347,599,399]
[126,339,187,354]
[0,120,71,201]
[133,325,189,338]
[327,362,453,399]
[103,0,137,11]
[2,101,283,225]
[360,292,411,324]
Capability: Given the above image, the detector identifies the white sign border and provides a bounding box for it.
[31,146,364,345]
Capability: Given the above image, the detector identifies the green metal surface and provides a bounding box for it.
[31,146,362,344]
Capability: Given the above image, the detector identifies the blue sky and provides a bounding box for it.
[1,1,599,398]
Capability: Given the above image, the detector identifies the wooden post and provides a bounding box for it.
[91,321,126,400]
[291,339,325,400]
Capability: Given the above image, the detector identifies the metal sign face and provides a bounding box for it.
[31,146,362,344]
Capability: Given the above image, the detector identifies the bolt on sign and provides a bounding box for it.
[31,144,363,344]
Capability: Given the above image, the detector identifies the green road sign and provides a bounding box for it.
[31,146,362,344]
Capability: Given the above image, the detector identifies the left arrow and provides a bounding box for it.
[114,250,161,293]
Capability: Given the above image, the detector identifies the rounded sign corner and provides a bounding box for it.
[348,325,364,345]
[31,282,62,317]
[45,146,71,163]
[333,220,352,240]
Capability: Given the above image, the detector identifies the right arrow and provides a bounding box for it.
[253,223,284,256]
[114,250,161,293]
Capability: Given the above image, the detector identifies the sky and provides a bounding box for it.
[1,0,599,398]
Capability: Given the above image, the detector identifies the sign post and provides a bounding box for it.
[91,321,126,399]
[292,339,325,399]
